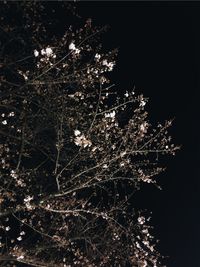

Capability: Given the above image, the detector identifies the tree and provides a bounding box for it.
[0,2,179,266]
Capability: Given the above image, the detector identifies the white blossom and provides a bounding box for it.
[69,42,80,55]
[68,94,75,98]
[45,47,53,57]
[92,146,97,152]
[41,49,46,55]
[41,47,55,58]
[140,100,146,107]
[136,241,141,249]
[120,151,126,157]
[18,70,28,80]
[17,255,24,260]
[120,162,125,167]
[2,120,7,125]
[103,164,108,169]
[24,195,33,203]
[20,231,25,236]
[34,49,39,57]
[75,48,80,55]
[69,42,76,50]
[74,129,81,136]
[138,216,145,225]
[95,53,101,60]
[74,134,92,148]
[102,59,108,66]
[8,112,15,117]
[124,91,129,97]
[105,110,116,118]
[112,145,116,150]
[102,59,115,71]
[10,170,18,179]
[24,195,34,210]
[140,122,148,133]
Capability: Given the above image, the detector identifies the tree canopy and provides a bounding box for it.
[0,2,179,266]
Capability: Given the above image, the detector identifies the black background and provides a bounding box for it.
[76,2,200,267]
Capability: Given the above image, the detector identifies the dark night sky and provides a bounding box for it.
[76,2,200,267]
